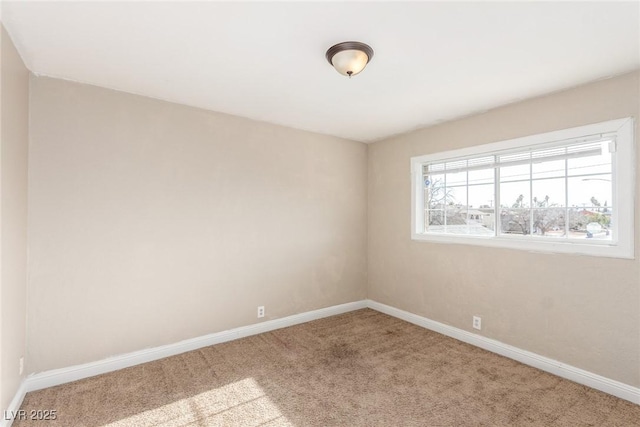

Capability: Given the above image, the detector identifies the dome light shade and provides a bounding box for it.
[326,41,374,77]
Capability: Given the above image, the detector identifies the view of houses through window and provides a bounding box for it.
[423,139,613,241]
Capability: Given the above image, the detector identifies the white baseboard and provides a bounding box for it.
[24,300,367,393]
[1,381,26,427]
[366,299,640,405]
[6,297,637,420]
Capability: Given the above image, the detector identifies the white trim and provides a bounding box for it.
[410,117,635,259]
[411,118,631,166]
[410,232,632,259]
[366,299,640,405]
[23,300,367,393]
[1,381,27,427]
[6,298,637,417]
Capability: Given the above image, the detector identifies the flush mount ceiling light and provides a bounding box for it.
[325,41,374,78]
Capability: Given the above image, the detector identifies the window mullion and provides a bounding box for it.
[443,172,447,231]
[610,140,618,243]
[411,117,632,259]
[529,160,533,236]
[495,159,500,237]
[564,158,569,239]
[465,168,469,234]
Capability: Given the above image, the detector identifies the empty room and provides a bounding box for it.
[1,1,639,426]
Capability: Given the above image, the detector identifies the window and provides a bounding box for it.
[411,118,635,259]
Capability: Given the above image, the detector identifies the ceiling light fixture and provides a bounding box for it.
[325,41,374,78]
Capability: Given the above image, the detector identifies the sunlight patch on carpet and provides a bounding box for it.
[101,378,292,427]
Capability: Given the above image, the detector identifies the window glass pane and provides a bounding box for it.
[427,162,445,173]
[468,168,494,186]
[446,170,466,187]
[500,208,531,235]
[446,185,466,208]
[413,118,631,257]
[532,159,565,179]
[569,208,612,241]
[499,152,530,165]
[531,146,566,160]
[568,152,611,176]
[500,164,529,183]
[427,210,445,229]
[469,208,495,234]
[467,184,495,235]
[425,174,446,209]
[533,208,566,237]
[445,159,467,171]
[445,206,468,234]
[500,181,530,208]
[467,156,495,169]
[468,183,494,210]
[532,178,565,207]
[567,174,612,209]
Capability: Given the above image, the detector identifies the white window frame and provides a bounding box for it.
[411,118,635,259]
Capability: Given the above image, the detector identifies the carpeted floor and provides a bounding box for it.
[14,309,640,426]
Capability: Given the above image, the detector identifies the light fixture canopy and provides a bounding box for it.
[326,41,374,77]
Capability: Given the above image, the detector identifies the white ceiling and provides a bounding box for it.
[2,1,639,142]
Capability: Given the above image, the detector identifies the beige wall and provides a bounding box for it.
[15,53,640,392]
[27,77,367,373]
[0,25,30,411]
[368,71,640,387]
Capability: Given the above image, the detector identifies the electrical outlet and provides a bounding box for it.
[257,306,265,318]
[19,357,24,375]
[473,316,481,330]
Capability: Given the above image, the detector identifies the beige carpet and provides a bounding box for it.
[15,309,640,426]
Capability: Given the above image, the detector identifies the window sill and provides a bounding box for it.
[411,232,634,259]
